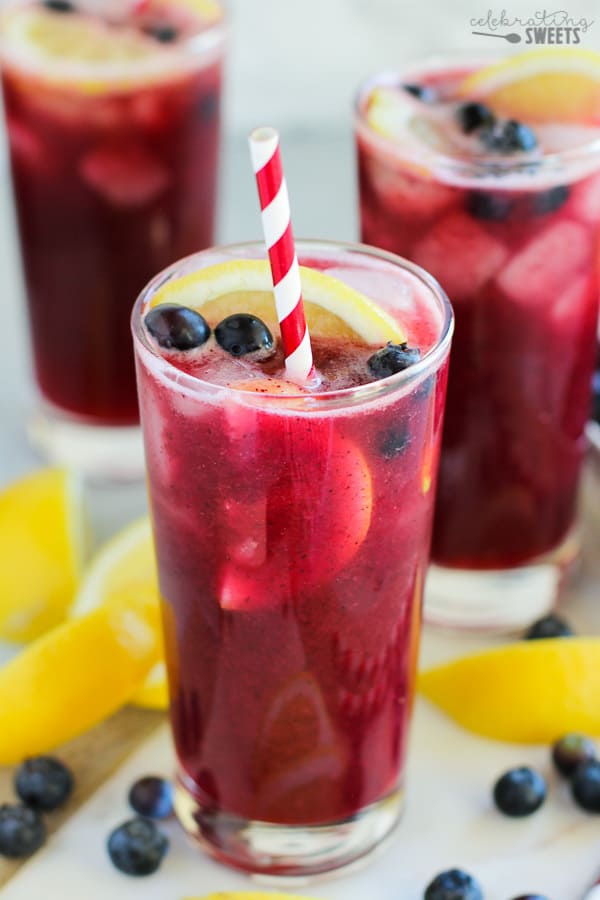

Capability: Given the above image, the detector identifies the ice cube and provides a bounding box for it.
[79,142,170,207]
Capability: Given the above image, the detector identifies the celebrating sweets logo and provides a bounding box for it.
[471,10,594,43]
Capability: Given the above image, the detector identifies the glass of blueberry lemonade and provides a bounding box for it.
[132,240,453,876]
[356,53,600,631]
[0,0,226,477]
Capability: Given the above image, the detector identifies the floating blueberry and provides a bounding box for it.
[403,83,438,103]
[42,0,75,11]
[129,776,174,820]
[198,91,219,122]
[15,756,74,812]
[480,119,538,154]
[424,868,484,900]
[214,314,275,358]
[572,760,600,812]
[493,766,547,817]
[146,24,178,43]
[591,367,600,424]
[107,817,169,876]
[467,190,514,221]
[380,426,410,459]
[145,304,211,351]
[533,185,570,215]
[367,342,421,379]
[524,614,574,640]
[0,804,46,858]
[552,733,596,777]
[456,102,495,134]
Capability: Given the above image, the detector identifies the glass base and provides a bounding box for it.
[424,528,581,633]
[28,407,145,482]
[174,778,403,879]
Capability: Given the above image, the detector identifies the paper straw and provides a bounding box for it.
[582,877,600,899]
[249,127,314,383]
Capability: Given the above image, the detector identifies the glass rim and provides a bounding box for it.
[354,57,600,177]
[0,0,228,85]
[131,239,454,411]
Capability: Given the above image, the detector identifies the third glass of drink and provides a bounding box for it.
[133,240,453,876]
[0,0,226,476]
[356,52,600,630]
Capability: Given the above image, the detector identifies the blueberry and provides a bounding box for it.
[214,314,275,358]
[367,342,421,379]
[533,185,570,215]
[403,83,437,103]
[380,426,410,459]
[467,191,514,221]
[480,119,538,154]
[145,304,211,351]
[15,756,74,812]
[0,804,46,858]
[107,817,169,876]
[456,102,495,134]
[552,733,597,777]
[129,776,174,820]
[571,760,600,812]
[42,0,75,11]
[424,868,483,900]
[198,91,219,122]
[146,24,178,42]
[524,614,574,640]
[493,766,547,817]
[509,896,550,899]
[591,368,600,424]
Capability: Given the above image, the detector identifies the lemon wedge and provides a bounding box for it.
[185,894,325,900]
[150,259,406,345]
[459,48,600,123]
[419,638,600,743]
[72,518,167,711]
[0,468,84,643]
[0,586,161,764]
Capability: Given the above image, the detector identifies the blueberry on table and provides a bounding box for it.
[456,102,495,134]
[214,313,275,359]
[15,756,74,812]
[129,776,174,820]
[467,191,514,221]
[493,766,547,817]
[403,83,438,103]
[367,342,421,379]
[480,119,538,154]
[145,304,211,351]
[552,733,597,777]
[42,0,75,11]
[533,185,570,215]
[524,614,574,639]
[107,817,169,876]
[571,760,600,812]
[424,868,484,900]
[0,804,46,858]
[509,895,550,899]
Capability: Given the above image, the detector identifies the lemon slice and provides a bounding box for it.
[0,586,161,764]
[459,48,600,123]
[150,259,406,345]
[419,638,600,743]
[0,468,85,643]
[0,4,221,93]
[72,517,167,711]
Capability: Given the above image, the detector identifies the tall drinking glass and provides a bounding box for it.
[356,60,600,630]
[133,240,453,876]
[0,0,226,477]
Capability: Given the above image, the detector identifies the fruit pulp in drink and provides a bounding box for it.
[1,0,225,424]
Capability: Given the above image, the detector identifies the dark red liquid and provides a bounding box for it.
[135,260,449,827]
[357,79,600,569]
[2,14,223,424]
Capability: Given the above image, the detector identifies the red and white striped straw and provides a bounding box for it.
[249,127,314,384]
[582,877,600,899]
